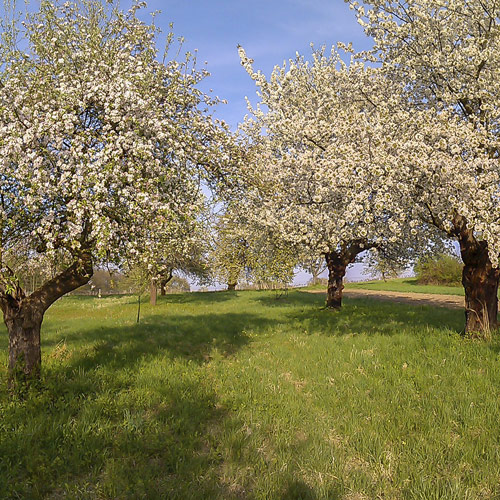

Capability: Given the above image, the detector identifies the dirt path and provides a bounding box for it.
[308,288,465,309]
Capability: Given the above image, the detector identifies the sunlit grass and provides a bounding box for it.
[1,290,500,499]
[344,278,465,296]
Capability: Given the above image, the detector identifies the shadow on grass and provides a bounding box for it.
[252,290,327,308]
[43,311,274,372]
[347,296,464,334]
[254,289,464,334]
[0,362,242,499]
[159,290,237,305]
[285,294,464,336]
[0,288,480,499]
[280,480,342,500]
[1,306,274,498]
[57,290,237,308]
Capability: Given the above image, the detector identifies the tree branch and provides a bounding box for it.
[28,251,93,311]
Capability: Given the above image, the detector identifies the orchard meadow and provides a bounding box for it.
[2,0,500,498]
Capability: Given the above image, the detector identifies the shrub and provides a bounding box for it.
[415,254,463,286]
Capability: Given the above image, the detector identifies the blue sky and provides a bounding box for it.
[138,0,373,130]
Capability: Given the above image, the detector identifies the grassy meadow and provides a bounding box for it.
[344,278,465,296]
[1,290,500,499]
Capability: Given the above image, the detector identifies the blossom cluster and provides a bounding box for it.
[0,0,235,293]
[349,0,500,265]
[237,46,427,262]
[238,0,500,270]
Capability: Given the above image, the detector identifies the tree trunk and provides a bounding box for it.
[137,294,141,324]
[462,263,499,335]
[458,228,500,336]
[325,253,348,309]
[1,251,93,387]
[150,280,157,306]
[228,283,236,291]
[324,241,372,310]
[4,302,43,388]
[311,271,320,286]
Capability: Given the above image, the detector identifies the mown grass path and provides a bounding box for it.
[345,278,466,297]
[310,288,465,309]
[1,290,500,499]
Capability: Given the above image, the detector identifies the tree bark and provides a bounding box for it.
[150,280,157,306]
[325,241,373,309]
[325,253,348,309]
[1,251,93,387]
[456,222,500,336]
[228,283,236,291]
[5,302,43,386]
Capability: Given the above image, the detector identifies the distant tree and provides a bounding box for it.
[211,206,250,291]
[363,249,406,282]
[82,269,125,295]
[211,199,298,291]
[165,276,190,293]
[300,256,327,285]
[150,223,212,301]
[1,242,71,294]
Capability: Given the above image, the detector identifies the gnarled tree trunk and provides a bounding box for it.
[1,252,93,388]
[227,283,236,291]
[325,241,373,309]
[5,302,43,383]
[325,253,348,309]
[456,221,500,336]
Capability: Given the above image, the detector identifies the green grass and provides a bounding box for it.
[1,290,500,499]
[344,278,465,296]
